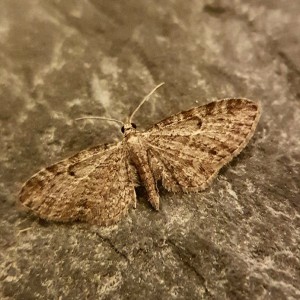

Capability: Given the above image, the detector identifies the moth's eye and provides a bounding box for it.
[131,123,137,129]
[68,167,75,176]
[197,119,202,128]
[191,116,202,128]
[121,126,125,133]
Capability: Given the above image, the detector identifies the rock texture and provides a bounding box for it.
[0,1,299,299]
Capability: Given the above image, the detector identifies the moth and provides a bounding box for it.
[19,83,261,226]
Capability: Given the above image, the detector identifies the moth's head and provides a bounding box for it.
[121,122,137,136]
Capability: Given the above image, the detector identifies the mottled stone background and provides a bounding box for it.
[1,1,299,299]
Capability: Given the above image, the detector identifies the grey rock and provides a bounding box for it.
[0,1,299,299]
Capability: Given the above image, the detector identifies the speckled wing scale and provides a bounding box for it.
[143,98,261,193]
[19,143,138,226]
[19,97,261,226]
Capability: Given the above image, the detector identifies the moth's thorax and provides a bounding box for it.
[124,130,140,146]
[123,127,144,163]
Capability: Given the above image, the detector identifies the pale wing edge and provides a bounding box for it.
[145,98,261,132]
[19,142,120,205]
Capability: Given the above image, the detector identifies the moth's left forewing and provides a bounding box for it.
[140,98,261,192]
[19,142,137,226]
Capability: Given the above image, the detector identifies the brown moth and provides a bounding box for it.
[19,83,261,226]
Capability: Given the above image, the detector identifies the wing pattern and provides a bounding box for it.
[19,142,137,225]
[142,98,261,192]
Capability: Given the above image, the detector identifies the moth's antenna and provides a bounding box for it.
[76,83,164,126]
[129,82,164,123]
[75,116,124,126]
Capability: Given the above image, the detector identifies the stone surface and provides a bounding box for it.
[0,1,299,299]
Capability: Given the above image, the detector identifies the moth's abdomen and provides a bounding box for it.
[126,135,160,210]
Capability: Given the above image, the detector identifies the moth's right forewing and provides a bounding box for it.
[141,98,261,192]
